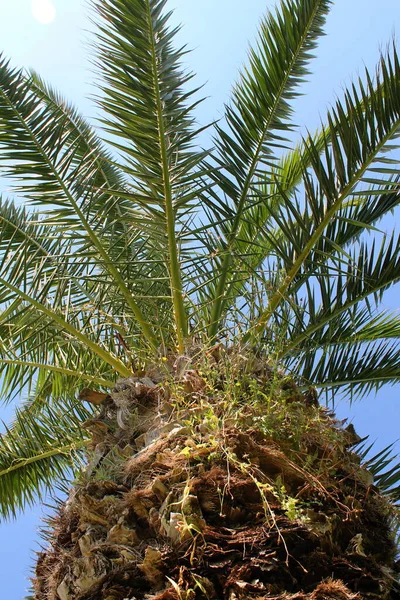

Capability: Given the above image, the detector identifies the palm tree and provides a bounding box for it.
[0,0,400,597]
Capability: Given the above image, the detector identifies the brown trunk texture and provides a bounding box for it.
[33,357,400,600]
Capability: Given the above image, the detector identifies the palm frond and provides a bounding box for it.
[278,234,400,360]
[0,260,131,378]
[356,440,400,504]
[95,0,210,350]
[0,398,91,519]
[207,0,332,337]
[251,46,400,338]
[0,56,157,348]
[294,339,400,399]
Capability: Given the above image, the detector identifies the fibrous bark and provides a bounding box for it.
[33,355,400,600]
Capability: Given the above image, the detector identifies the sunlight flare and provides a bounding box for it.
[31,0,56,25]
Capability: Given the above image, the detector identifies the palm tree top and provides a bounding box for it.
[0,0,399,519]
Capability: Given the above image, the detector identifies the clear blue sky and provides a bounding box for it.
[0,1,399,598]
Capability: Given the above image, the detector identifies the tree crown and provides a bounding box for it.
[0,0,399,519]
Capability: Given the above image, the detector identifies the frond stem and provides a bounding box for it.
[0,440,89,478]
[0,84,158,350]
[146,0,187,352]
[0,359,114,388]
[250,118,400,341]
[277,274,400,359]
[0,276,132,377]
[208,0,324,339]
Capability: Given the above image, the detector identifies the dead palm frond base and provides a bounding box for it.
[32,356,399,600]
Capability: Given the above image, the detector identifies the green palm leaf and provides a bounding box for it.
[251,47,400,338]
[95,0,210,351]
[0,56,157,348]
[0,398,91,519]
[207,0,332,337]
[278,234,400,362]
[356,441,400,504]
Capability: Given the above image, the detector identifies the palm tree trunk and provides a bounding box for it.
[33,358,400,600]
